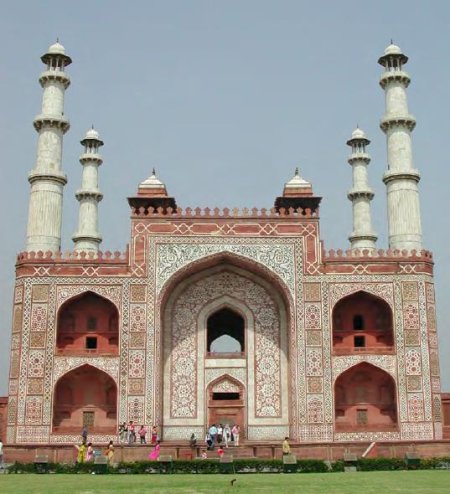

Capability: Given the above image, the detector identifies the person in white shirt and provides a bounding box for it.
[0,438,4,467]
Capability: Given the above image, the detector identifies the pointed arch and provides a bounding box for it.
[334,362,398,432]
[56,291,119,355]
[332,290,394,354]
[52,364,117,434]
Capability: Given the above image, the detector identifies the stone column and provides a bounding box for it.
[347,128,377,251]
[26,42,71,253]
[379,43,422,251]
[72,128,104,253]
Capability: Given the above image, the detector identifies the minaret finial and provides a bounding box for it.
[294,167,299,176]
[152,167,156,176]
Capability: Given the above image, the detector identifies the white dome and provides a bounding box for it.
[85,128,100,140]
[351,127,367,139]
[48,41,66,55]
[140,169,164,188]
[285,168,311,188]
[384,43,402,56]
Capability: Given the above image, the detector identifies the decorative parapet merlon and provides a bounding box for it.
[16,248,129,264]
[130,206,319,219]
[323,248,433,262]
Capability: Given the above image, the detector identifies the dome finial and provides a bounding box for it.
[294,167,299,176]
[152,167,156,176]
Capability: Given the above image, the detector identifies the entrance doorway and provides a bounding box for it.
[207,377,245,436]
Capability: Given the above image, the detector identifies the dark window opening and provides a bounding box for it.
[87,316,97,331]
[207,308,245,353]
[354,335,365,348]
[212,392,240,401]
[86,337,97,349]
[353,315,364,330]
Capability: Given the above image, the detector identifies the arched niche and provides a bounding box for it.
[207,375,245,432]
[207,307,245,355]
[332,291,394,354]
[52,364,117,434]
[56,291,119,355]
[334,362,398,432]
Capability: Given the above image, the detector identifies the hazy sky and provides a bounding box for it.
[0,1,449,395]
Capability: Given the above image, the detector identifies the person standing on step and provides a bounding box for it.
[0,438,4,468]
[232,424,240,446]
[282,437,291,456]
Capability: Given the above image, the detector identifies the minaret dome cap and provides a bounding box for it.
[384,43,402,56]
[80,127,104,146]
[378,42,408,66]
[347,127,370,146]
[48,41,66,55]
[41,40,72,65]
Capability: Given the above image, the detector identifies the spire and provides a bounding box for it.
[72,128,104,253]
[25,41,72,252]
[346,128,377,251]
[379,43,422,251]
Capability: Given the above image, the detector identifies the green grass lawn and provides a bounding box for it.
[0,471,449,494]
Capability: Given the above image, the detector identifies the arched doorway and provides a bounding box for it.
[332,291,393,354]
[52,364,117,434]
[207,375,245,433]
[207,307,245,356]
[161,263,290,441]
[334,362,398,432]
[57,291,119,355]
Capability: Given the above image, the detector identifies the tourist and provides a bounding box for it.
[138,425,147,444]
[201,449,208,459]
[105,440,114,463]
[217,423,223,443]
[81,426,88,445]
[86,442,94,461]
[282,437,291,456]
[189,433,197,449]
[217,446,224,458]
[223,424,231,448]
[205,431,213,450]
[0,438,4,468]
[75,442,86,463]
[119,422,127,443]
[208,424,218,445]
[232,424,240,446]
[128,421,136,444]
[151,425,158,444]
[149,439,161,460]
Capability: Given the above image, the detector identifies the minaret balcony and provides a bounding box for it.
[39,70,71,88]
[79,153,103,164]
[380,115,416,132]
[347,189,374,201]
[379,70,410,88]
[33,114,70,133]
[347,153,370,164]
[75,190,103,201]
[28,170,67,186]
[383,169,420,185]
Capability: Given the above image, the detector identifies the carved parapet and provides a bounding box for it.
[16,247,129,264]
[130,205,318,219]
[323,248,433,261]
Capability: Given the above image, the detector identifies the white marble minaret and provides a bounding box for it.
[347,128,377,251]
[379,43,422,251]
[72,128,104,253]
[26,41,71,253]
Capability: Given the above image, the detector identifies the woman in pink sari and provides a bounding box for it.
[149,440,161,460]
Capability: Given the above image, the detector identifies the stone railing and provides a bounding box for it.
[16,248,129,263]
[333,347,395,355]
[131,206,319,218]
[323,248,433,261]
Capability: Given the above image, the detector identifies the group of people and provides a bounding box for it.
[118,421,159,445]
[205,423,240,450]
[75,440,114,464]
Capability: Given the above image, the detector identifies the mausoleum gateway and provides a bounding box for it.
[5,41,444,447]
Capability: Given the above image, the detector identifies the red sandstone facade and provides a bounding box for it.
[4,175,444,447]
